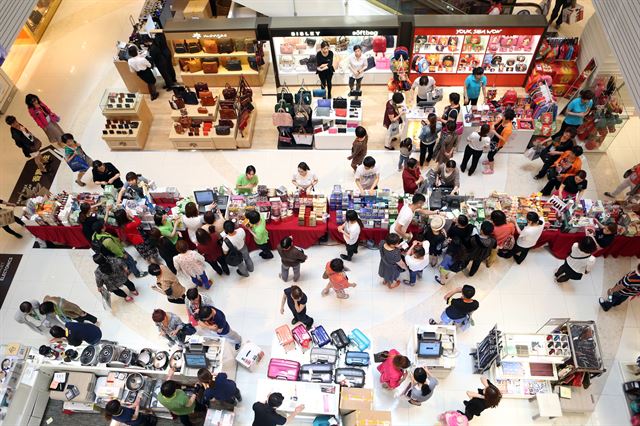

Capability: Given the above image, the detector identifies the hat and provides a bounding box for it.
[429,215,445,231]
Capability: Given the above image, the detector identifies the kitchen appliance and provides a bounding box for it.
[153,351,170,370]
[117,348,138,366]
[63,349,79,362]
[126,373,145,391]
[98,344,124,364]
[170,350,184,370]
[136,348,155,368]
[80,345,101,366]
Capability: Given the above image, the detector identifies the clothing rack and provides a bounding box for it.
[529,81,558,120]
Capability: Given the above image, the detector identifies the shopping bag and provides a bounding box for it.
[67,155,89,172]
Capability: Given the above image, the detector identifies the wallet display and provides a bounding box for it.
[102,119,140,135]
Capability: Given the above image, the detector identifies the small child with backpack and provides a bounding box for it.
[321,258,357,299]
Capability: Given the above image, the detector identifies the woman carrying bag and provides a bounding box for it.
[383,92,405,150]
[26,93,65,149]
[62,133,92,187]
[6,115,47,173]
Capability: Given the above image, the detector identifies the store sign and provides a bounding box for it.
[192,32,228,39]
[352,30,378,36]
[8,146,61,205]
[0,254,22,309]
[289,29,380,37]
[290,31,321,37]
[456,29,503,35]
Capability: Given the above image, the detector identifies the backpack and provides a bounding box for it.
[91,233,116,257]
[224,238,244,266]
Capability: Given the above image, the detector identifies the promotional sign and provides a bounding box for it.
[8,145,61,205]
[410,26,545,86]
[0,254,22,309]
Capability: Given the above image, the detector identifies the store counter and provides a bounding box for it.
[406,325,457,378]
[255,378,340,418]
[457,107,535,154]
[245,215,329,251]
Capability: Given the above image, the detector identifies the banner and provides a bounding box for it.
[0,253,22,309]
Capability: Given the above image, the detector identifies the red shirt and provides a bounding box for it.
[122,216,144,245]
[196,233,223,261]
[402,167,421,194]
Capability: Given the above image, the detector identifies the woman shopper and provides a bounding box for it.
[378,233,407,290]
[435,160,460,194]
[348,126,368,172]
[181,202,204,245]
[557,170,588,201]
[461,376,502,421]
[439,92,461,124]
[348,45,366,94]
[127,45,159,100]
[196,368,242,409]
[93,254,139,302]
[316,41,335,99]
[196,228,229,276]
[554,236,597,283]
[483,108,515,175]
[61,133,92,186]
[78,202,100,243]
[338,210,363,261]
[488,210,516,264]
[463,67,487,106]
[383,92,405,150]
[114,209,158,263]
[434,121,459,166]
[533,127,577,180]
[402,367,438,406]
[148,228,178,274]
[152,309,195,347]
[154,212,180,245]
[277,236,307,282]
[280,284,314,329]
[605,162,640,200]
[221,220,253,277]
[418,113,442,166]
[377,349,411,390]
[6,115,47,173]
[461,123,491,176]
[552,90,594,139]
[25,93,65,148]
[402,158,424,194]
[507,211,545,264]
[174,240,212,289]
[148,263,186,304]
[292,162,318,193]
[411,74,436,104]
[540,146,583,196]
[398,137,413,172]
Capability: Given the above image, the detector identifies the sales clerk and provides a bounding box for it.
[127,45,159,101]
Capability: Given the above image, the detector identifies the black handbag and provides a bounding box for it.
[182,88,199,105]
[373,351,389,363]
[188,42,201,53]
[305,38,317,47]
[225,59,242,71]
[215,125,231,135]
[174,41,187,54]
[306,56,317,72]
[248,56,258,71]
[277,86,294,104]
[351,99,362,108]
[365,56,376,70]
[224,238,243,266]
[333,97,347,109]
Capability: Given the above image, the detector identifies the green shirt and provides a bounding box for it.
[158,220,179,244]
[93,232,125,257]
[252,217,269,245]
[157,389,194,416]
[236,174,258,195]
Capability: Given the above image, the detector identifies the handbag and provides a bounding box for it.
[174,122,184,134]
[187,41,201,53]
[168,96,185,110]
[273,108,294,127]
[280,43,294,54]
[365,56,376,71]
[224,238,243,265]
[293,128,313,146]
[215,125,231,135]
[185,58,202,73]
[248,57,258,71]
[373,351,389,363]
[219,119,234,128]
[201,39,218,54]
[174,40,187,54]
[315,107,330,117]
[333,97,347,109]
[336,36,349,52]
[295,87,312,105]
[233,38,247,51]
[274,99,294,115]
[317,99,331,108]
[278,129,293,144]
[202,62,218,73]
[225,59,242,71]
[335,109,347,117]
[218,38,234,53]
[305,38,316,47]
[67,155,89,172]
[313,88,326,98]
[195,84,210,96]
[375,56,390,70]
[201,94,217,107]
[222,83,237,100]
[182,87,199,105]
[219,108,237,120]
[245,38,257,53]
[197,107,208,114]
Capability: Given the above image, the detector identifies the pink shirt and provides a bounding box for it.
[376,349,404,389]
[173,250,206,278]
[28,102,58,129]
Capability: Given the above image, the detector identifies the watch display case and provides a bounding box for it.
[99,91,142,113]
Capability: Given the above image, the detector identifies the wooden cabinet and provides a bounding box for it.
[100,91,153,150]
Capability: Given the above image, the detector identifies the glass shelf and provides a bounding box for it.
[99,89,142,113]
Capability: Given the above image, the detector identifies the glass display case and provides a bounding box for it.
[99,90,142,113]
[18,0,62,44]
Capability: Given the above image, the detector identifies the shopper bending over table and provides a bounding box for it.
[15,300,61,336]
[152,308,195,347]
[316,41,335,99]
[554,236,597,284]
[483,109,515,175]
[154,212,180,245]
[148,228,178,274]
[435,160,460,194]
[114,209,159,263]
[196,228,229,276]
[181,201,205,245]
[540,145,583,196]
[348,126,368,171]
[552,89,594,140]
[221,220,253,277]
[586,220,617,249]
[419,113,442,166]
[391,193,435,240]
[412,75,437,104]
[50,321,102,347]
[252,392,304,426]
[599,263,640,311]
[92,219,147,278]
[464,67,487,106]
[198,305,243,350]
[91,160,123,189]
[557,170,588,201]
[157,374,205,426]
[196,368,242,409]
[105,398,156,426]
[376,349,411,389]
[503,211,544,264]
[461,124,491,176]
[533,127,577,180]
[185,288,213,327]
[421,215,447,267]
[236,165,258,195]
[292,161,318,193]
[488,210,516,263]
[40,295,98,324]
[355,156,380,194]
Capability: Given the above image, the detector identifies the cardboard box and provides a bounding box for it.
[343,409,392,426]
[340,388,373,414]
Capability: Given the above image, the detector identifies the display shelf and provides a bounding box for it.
[235,110,256,148]
[173,51,254,59]
[170,103,218,121]
[180,62,269,87]
[494,361,558,381]
[169,127,216,150]
[102,120,150,150]
[500,333,570,365]
[101,94,152,121]
[102,123,143,141]
[490,364,553,399]
[15,0,62,44]
[100,90,143,114]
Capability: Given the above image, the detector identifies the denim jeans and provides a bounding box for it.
[122,252,141,276]
[398,154,410,170]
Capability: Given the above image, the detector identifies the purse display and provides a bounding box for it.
[200,93,217,107]
[280,43,294,54]
[225,59,242,71]
[218,37,234,53]
[219,119,234,128]
[245,38,257,53]
[168,96,185,110]
[185,58,202,73]
[195,83,209,96]
[248,57,258,71]
[201,39,218,54]
[215,125,231,135]
[333,97,347,109]
[181,87,199,105]
[219,107,237,120]
[335,108,347,117]
[233,38,247,51]
[187,41,202,53]
[173,122,184,134]
[272,109,293,127]
[202,62,218,73]
[197,107,208,114]
[222,84,237,100]
[306,55,317,72]
[315,106,330,117]
[335,36,349,52]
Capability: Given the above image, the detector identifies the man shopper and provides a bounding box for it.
[599,264,640,311]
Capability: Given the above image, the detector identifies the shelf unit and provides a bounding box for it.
[313,98,363,150]
[100,91,152,150]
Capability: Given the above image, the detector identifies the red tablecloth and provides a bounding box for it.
[244,216,329,251]
[26,225,90,248]
[327,212,390,244]
[535,230,640,259]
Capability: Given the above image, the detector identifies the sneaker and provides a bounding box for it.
[428,318,437,325]
[75,180,86,187]
[482,168,494,175]
[150,93,159,101]
[237,270,249,277]
[384,146,395,150]
[402,279,415,287]
[340,254,351,261]
[598,297,610,311]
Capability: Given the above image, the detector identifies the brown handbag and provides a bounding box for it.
[219,108,237,120]
[202,39,218,54]
[245,38,257,53]
[179,115,192,129]
[195,82,209,95]
[168,95,185,110]
[174,122,185,134]
[233,38,247,51]
[197,89,212,99]
[202,62,218,73]
[219,119,234,128]
[200,94,217,107]
[222,83,237,100]
[197,107,208,114]
[186,58,202,73]
[218,38,234,53]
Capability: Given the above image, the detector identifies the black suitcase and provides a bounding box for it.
[345,351,370,367]
[330,328,349,350]
[300,363,333,383]
[334,367,365,388]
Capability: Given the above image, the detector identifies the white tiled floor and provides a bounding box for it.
[0,1,639,425]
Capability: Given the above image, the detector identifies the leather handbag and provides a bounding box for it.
[296,43,308,53]
[195,83,209,96]
[306,55,317,72]
[200,93,217,106]
[215,125,231,135]
[280,43,294,54]
[315,106,330,117]
[182,87,199,105]
[365,56,376,70]
[174,122,184,134]
[335,108,347,117]
[273,108,293,127]
[225,59,242,71]
[293,128,313,146]
[218,37,234,53]
[186,58,202,73]
[375,56,390,70]
[295,87,312,105]
[350,99,362,108]
[174,40,187,54]
[222,84,237,100]
[278,129,293,144]
[333,97,347,109]
[245,38,257,53]
[202,39,218,53]
[274,99,293,115]
[313,88,326,98]
[294,110,309,127]
[336,36,349,52]
[219,107,237,120]
[277,86,294,104]
[197,107,208,114]
[305,38,317,48]
[248,57,258,71]
[187,41,202,53]
[219,119,234,128]
[202,62,218,73]
[168,96,185,110]
[233,38,247,51]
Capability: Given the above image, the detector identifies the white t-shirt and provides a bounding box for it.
[355,164,380,191]
[128,54,152,72]
[293,171,317,189]
[466,132,491,151]
[406,253,430,272]
[221,228,246,252]
[566,243,596,274]
[182,215,204,243]
[343,221,361,245]
[348,54,367,79]
[412,76,436,99]
[392,205,415,235]
[516,219,545,248]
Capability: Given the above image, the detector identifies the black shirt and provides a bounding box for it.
[446,298,479,320]
[252,402,286,426]
[11,127,38,158]
[562,175,587,195]
[594,230,614,248]
[284,287,307,316]
[423,227,447,255]
[448,224,474,249]
[92,162,123,189]
[316,50,334,74]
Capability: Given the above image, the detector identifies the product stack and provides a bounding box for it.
[529,36,581,97]
[313,97,363,149]
[331,187,401,230]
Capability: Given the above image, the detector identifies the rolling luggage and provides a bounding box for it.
[334,367,365,388]
[292,323,313,351]
[349,328,371,351]
[310,347,338,365]
[345,351,370,367]
[300,363,333,383]
[275,324,295,352]
[311,325,331,347]
[267,358,300,381]
[330,328,349,350]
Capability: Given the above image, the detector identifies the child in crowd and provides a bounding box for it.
[398,138,413,172]
[245,210,273,259]
[338,210,363,261]
[404,240,430,286]
[277,237,307,282]
[321,258,357,299]
[173,240,211,289]
[422,215,447,267]
[355,156,380,194]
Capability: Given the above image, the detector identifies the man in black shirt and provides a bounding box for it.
[587,221,617,249]
[92,160,123,189]
[430,285,479,327]
[252,392,304,426]
[558,170,587,201]
[533,127,577,179]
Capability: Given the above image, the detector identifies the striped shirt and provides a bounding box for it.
[618,271,640,297]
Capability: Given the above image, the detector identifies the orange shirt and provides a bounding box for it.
[553,151,582,179]
[325,261,350,290]
[493,120,513,148]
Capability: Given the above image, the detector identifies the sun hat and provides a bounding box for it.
[429,215,445,231]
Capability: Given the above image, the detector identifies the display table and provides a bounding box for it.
[245,215,328,252]
[255,378,340,418]
[535,230,640,259]
[313,99,363,150]
[26,225,91,248]
[406,324,457,378]
[328,212,391,245]
[457,108,535,154]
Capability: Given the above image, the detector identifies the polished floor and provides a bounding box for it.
[0,1,639,425]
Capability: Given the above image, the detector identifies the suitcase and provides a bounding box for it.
[345,351,370,367]
[267,358,300,381]
[334,367,365,388]
[275,324,295,352]
[300,363,333,383]
[349,328,371,351]
[292,323,313,351]
[330,328,349,350]
[311,325,331,347]
[310,347,338,365]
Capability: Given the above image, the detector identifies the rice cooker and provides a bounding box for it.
[80,345,101,366]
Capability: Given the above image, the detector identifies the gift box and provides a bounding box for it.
[340,388,373,414]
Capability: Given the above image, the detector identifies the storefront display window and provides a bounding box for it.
[16,0,62,44]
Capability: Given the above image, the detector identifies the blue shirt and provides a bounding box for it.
[564,98,593,126]
[204,307,230,335]
[203,373,238,403]
[113,407,146,426]
[65,321,102,346]
[464,75,487,100]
